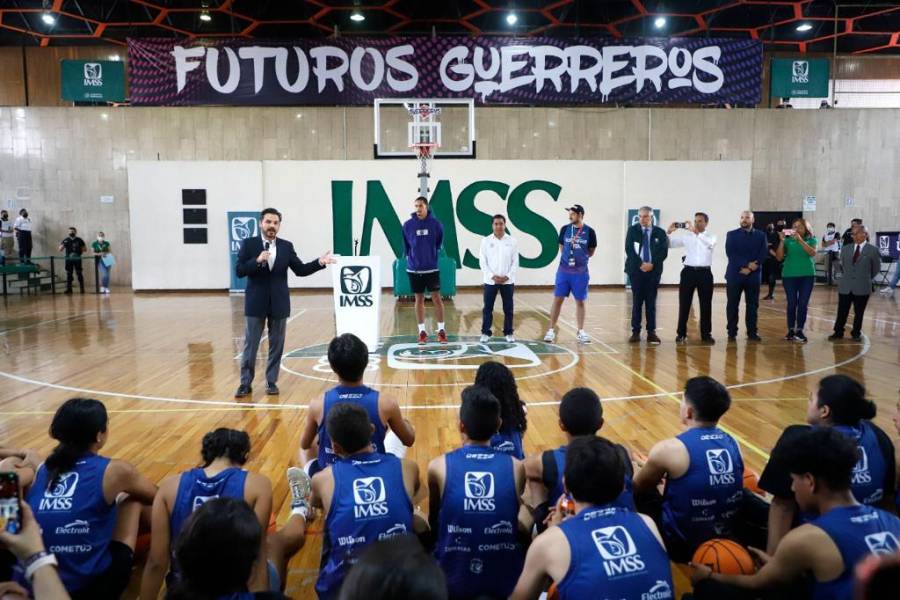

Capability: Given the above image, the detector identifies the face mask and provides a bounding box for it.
[827,227,835,233]
[21,212,28,218]
[97,236,104,241]
[68,233,76,238]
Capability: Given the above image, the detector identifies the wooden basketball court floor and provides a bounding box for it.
[1,286,898,598]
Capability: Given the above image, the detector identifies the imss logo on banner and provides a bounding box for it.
[339,266,373,306]
[83,63,103,86]
[791,61,809,83]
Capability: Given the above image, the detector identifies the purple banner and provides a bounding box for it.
[128,36,762,106]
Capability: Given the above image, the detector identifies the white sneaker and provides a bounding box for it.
[543,328,556,342]
[576,330,591,344]
[505,335,515,343]
[287,467,312,520]
[879,287,894,296]
[479,334,490,343]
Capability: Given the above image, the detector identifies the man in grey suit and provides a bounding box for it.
[829,226,881,341]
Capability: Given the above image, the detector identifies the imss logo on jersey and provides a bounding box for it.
[851,446,872,485]
[864,531,899,555]
[705,449,736,485]
[39,472,79,511]
[464,472,495,512]
[591,525,647,576]
[353,476,388,519]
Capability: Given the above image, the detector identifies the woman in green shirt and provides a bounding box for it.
[775,219,817,343]
[92,231,112,294]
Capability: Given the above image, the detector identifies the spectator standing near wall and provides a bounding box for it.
[58,227,87,295]
[775,219,818,344]
[92,232,112,294]
[13,208,32,263]
[821,222,841,286]
[0,210,13,261]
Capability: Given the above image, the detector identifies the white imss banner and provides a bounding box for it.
[332,255,381,350]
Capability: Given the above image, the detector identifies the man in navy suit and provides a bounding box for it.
[235,207,334,397]
[725,210,769,342]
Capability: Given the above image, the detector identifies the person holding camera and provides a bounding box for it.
[667,213,716,344]
[775,219,817,343]
[0,503,71,599]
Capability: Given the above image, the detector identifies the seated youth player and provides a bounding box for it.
[524,387,634,531]
[312,402,421,600]
[760,374,895,553]
[428,385,525,600]
[474,361,528,459]
[166,497,289,600]
[140,428,310,599]
[20,398,157,600]
[511,436,673,600]
[633,376,744,561]
[691,428,900,599]
[299,333,416,475]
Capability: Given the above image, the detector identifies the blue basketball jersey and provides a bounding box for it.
[317,386,386,467]
[316,452,413,600]
[170,467,248,544]
[489,428,524,459]
[661,427,744,550]
[546,444,635,511]
[833,422,888,506]
[556,506,673,600]
[435,446,524,599]
[27,455,115,592]
[811,505,900,600]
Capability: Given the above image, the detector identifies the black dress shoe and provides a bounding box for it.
[727,335,737,342]
[266,382,280,395]
[64,289,73,295]
[850,333,862,341]
[701,336,716,345]
[747,333,762,342]
[628,333,641,343]
[827,333,844,341]
[675,335,687,344]
[234,384,251,398]
[646,332,661,345]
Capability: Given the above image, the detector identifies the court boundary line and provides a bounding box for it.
[518,298,619,353]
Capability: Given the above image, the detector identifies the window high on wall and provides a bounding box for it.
[789,80,900,109]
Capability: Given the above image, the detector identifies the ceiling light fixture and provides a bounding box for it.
[199,11,212,22]
[350,12,365,22]
[654,17,666,29]
[796,23,813,32]
[506,13,518,25]
[41,12,56,25]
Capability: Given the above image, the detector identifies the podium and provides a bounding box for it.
[331,255,381,351]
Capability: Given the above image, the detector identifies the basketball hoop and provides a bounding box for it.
[407,103,442,196]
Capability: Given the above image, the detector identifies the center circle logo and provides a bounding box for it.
[281,335,580,387]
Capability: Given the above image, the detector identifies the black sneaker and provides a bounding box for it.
[783,331,795,341]
[675,335,687,344]
[827,333,844,341]
[234,384,251,398]
[266,382,280,395]
[701,336,716,345]
[850,332,862,341]
[747,333,762,342]
[794,330,808,343]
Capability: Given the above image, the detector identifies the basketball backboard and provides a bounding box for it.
[374,98,475,159]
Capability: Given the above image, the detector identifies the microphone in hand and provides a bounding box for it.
[257,241,272,265]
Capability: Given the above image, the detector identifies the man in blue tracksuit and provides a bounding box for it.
[402,196,447,344]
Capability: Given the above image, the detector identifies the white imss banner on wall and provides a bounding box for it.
[128,160,750,290]
[332,255,381,350]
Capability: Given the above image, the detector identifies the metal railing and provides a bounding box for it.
[0,255,104,296]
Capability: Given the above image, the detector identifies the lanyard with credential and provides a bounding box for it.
[569,224,584,267]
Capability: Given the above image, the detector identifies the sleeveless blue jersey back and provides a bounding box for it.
[316,452,413,600]
[557,506,673,600]
[435,446,524,599]
[811,505,900,600]
[27,455,115,592]
[662,427,744,550]
[489,428,524,459]
[833,422,888,506]
[170,467,248,543]
[548,445,635,510]
[317,386,386,466]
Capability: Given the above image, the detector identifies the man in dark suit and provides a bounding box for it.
[829,226,881,341]
[724,210,769,342]
[234,207,334,397]
[624,206,668,344]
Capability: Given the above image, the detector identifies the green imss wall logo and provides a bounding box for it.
[330,179,563,271]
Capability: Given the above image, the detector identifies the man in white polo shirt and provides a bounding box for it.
[668,212,716,345]
[479,214,518,343]
[13,208,32,263]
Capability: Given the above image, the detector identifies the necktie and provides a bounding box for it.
[641,228,651,263]
[853,245,860,264]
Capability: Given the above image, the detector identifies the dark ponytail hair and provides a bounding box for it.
[474,361,527,433]
[166,497,261,600]
[199,428,251,468]
[45,398,108,486]
[817,374,877,426]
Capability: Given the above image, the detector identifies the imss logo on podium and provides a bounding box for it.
[339,266,374,307]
